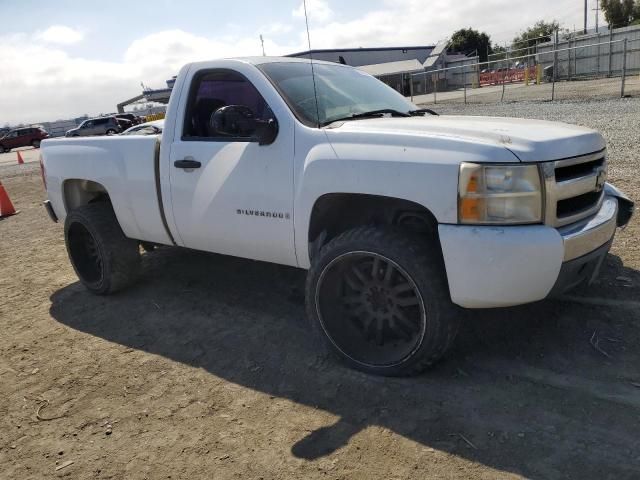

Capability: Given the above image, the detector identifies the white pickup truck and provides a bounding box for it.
[41,57,634,376]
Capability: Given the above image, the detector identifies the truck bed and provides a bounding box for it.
[41,135,173,245]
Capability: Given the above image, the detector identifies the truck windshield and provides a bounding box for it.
[259,62,416,127]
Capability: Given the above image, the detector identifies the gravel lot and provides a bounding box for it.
[414,75,640,105]
[430,97,640,192]
[1,98,639,479]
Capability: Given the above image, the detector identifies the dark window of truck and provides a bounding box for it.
[183,69,274,140]
[259,61,415,127]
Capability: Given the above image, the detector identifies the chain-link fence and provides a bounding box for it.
[409,36,640,106]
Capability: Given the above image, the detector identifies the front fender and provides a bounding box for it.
[293,149,461,268]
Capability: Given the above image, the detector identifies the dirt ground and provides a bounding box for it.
[1,104,640,479]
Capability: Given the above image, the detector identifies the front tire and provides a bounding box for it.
[64,203,141,295]
[306,226,459,376]
[31,139,41,148]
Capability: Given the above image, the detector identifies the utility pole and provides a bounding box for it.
[592,0,600,33]
[584,0,588,34]
[260,34,266,56]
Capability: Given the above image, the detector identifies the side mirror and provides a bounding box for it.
[210,105,278,145]
[210,105,257,138]
[258,118,278,146]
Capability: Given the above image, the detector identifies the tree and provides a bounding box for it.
[600,0,638,28]
[512,20,566,52]
[449,28,493,62]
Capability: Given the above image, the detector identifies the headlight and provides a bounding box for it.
[458,163,542,224]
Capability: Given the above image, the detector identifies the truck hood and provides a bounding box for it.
[325,115,605,162]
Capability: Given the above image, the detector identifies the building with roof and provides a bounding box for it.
[117,42,473,112]
[287,46,435,67]
[356,59,425,96]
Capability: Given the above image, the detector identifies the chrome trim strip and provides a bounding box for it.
[551,148,606,167]
[556,173,599,200]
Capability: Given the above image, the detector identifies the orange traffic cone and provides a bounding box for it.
[0,181,18,218]
[17,151,24,165]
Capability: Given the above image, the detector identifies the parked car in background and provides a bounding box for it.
[121,120,164,136]
[115,117,133,130]
[116,113,143,126]
[65,117,121,137]
[0,126,49,152]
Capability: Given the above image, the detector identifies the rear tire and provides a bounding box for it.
[2,145,10,153]
[64,203,141,295]
[306,226,460,376]
[31,139,41,148]
[106,129,117,136]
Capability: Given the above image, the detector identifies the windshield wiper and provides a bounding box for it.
[321,109,411,126]
[408,108,439,116]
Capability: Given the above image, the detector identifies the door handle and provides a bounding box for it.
[174,158,201,169]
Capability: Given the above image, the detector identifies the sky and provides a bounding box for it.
[0,0,592,125]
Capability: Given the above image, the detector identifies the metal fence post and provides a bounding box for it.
[501,50,508,102]
[621,38,628,97]
[596,32,601,75]
[410,73,414,102]
[424,71,427,98]
[568,38,572,79]
[464,65,467,104]
[552,30,558,101]
[608,30,613,77]
[433,72,437,104]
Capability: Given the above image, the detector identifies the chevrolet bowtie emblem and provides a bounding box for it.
[595,168,607,192]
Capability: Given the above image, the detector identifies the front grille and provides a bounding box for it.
[554,158,605,182]
[543,150,607,227]
[557,191,602,217]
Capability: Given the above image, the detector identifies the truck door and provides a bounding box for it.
[166,67,297,267]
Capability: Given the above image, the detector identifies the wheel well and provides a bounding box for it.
[63,179,110,213]
[308,193,439,259]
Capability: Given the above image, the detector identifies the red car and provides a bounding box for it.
[0,127,49,152]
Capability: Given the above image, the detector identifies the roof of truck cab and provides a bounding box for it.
[192,56,345,67]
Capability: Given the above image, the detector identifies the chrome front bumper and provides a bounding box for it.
[558,196,618,261]
[558,183,634,262]
[549,184,634,295]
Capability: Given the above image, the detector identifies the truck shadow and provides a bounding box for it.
[49,247,640,479]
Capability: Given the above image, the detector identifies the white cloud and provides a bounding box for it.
[35,25,84,45]
[304,0,584,48]
[292,0,334,23]
[0,30,300,125]
[259,22,294,36]
[0,0,586,125]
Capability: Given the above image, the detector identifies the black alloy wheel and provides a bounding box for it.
[316,251,427,368]
[306,226,460,376]
[67,221,104,285]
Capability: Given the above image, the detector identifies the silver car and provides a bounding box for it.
[65,117,121,137]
